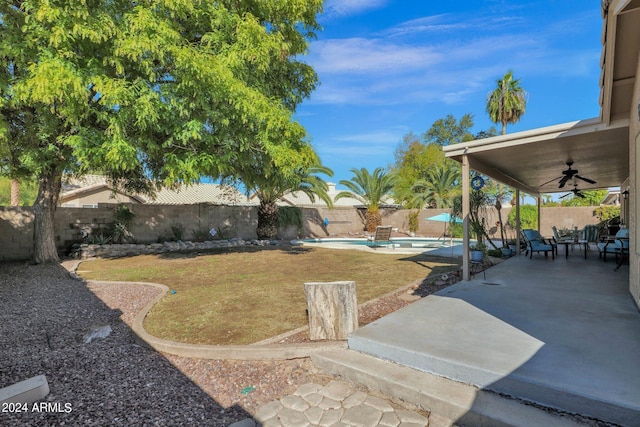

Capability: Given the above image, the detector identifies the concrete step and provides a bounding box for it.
[311,349,591,427]
[0,375,49,404]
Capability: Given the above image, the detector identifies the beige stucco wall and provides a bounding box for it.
[628,51,640,309]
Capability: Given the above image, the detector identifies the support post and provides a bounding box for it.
[537,196,542,232]
[516,189,521,254]
[462,153,470,281]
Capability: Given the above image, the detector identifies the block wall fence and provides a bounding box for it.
[0,203,599,262]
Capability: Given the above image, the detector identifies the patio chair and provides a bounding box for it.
[522,229,555,260]
[581,224,600,252]
[597,227,629,262]
[552,226,572,244]
[529,228,558,255]
[367,225,393,249]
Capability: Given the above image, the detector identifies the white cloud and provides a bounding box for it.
[323,0,388,18]
[316,129,405,158]
[310,38,442,75]
[382,13,525,38]
[304,14,598,109]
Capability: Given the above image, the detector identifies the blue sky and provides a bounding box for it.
[295,0,603,186]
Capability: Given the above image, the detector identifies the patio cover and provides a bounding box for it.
[442,117,629,197]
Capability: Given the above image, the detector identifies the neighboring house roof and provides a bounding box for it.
[60,175,249,206]
[250,182,395,208]
[601,190,621,206]
[60,175,146,204]
[147,183,250,205]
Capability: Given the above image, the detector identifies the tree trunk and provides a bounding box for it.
[256,199,278,240]
[33,168,63,264]
[10,179,20,206]
[495,198,506,247]
[304,281,358,340]
[364,210,381,232]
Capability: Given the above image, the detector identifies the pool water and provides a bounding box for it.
[300,237,459,249]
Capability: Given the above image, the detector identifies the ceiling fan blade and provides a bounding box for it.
[558,175,570,188]
[577,192,586,198]
[575,175,596,185]
[540,176,563,187]
[559,193,571,199]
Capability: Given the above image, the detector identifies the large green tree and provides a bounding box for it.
[423,114,475,146]
[390,132,445,205]
[0,0,322,263]
[336,167,396,232]
[560,189,608,207]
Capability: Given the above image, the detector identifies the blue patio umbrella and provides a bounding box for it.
[426,212,462,224]
[426,212,462,240]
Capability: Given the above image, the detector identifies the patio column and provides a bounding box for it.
[462,153,470,280]
[516,189,521,254]
[537,196,542,231]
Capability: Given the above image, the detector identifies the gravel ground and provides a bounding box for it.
[0,263,254,426]
[0,260,462,426]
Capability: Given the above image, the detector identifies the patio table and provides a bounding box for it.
[558,239,589,259]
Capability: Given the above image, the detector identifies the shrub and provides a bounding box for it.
[407,210,420,233]
[448,222,463,238]
[487,249,503,258]
[593,205,620,223]
[191,228,212,242]
[507,205,538,230]
[277,206,304,235]
[111,205,135,243]
[171,222,185,241]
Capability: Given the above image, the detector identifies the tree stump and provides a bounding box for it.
[304,281,358,340]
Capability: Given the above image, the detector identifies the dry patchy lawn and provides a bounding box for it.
[78,246,459,345]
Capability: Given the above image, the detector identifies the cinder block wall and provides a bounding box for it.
[0,208,35,261]
[0,204,605,261]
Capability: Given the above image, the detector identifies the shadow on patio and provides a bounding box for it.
[347,253,640,425]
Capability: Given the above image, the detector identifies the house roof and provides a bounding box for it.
[443,1,639,197]
[146,183,250,205]
[61,175,249,205]
[60,175,146,203]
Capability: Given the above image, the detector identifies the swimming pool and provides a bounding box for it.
[298,237,462,249]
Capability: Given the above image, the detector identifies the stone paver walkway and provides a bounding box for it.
[230,380,428,427]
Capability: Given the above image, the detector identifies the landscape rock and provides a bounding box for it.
[69,238,289,259]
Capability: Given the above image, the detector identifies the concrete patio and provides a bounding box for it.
[323,252,640,425]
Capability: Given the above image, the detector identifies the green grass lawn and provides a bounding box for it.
[78,246,460,345]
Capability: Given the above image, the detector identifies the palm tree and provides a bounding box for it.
[336,167,396,232]
[409,163,460,209]
[486,70,527,246]
[486,70,528,135]
[253,165,333,239]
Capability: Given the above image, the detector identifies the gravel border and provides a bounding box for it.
[1,257,466,425]
[0,262,253,426]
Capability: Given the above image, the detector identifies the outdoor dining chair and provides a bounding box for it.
[522,229,556,260]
